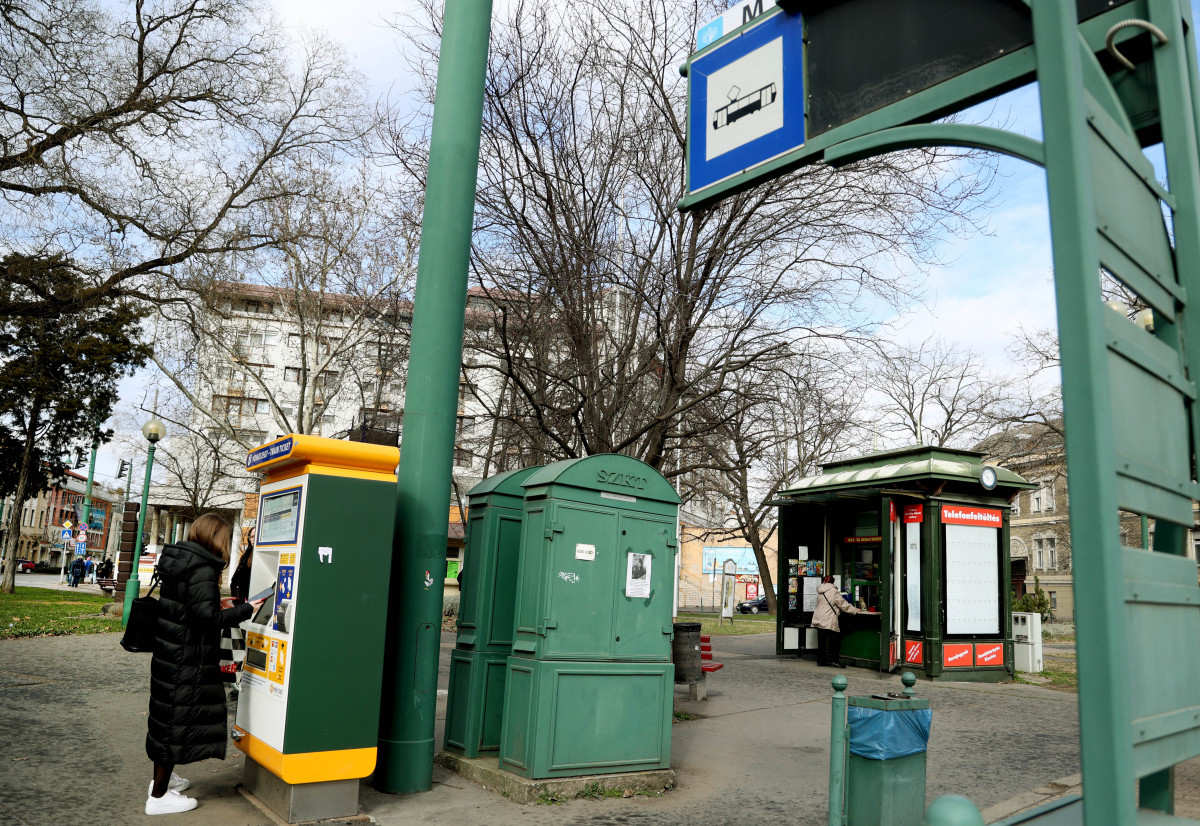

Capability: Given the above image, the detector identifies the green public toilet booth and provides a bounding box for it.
[444,465,541,758]
[499,455,679,779]
[776,446,1033,682]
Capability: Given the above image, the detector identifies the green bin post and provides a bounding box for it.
[845,672,930,826]
[444,466,541,757]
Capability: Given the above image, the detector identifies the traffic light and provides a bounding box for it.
[73,449,86,470]
[116,460,130,479]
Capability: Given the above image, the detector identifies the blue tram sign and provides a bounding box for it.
[685,8,805,196]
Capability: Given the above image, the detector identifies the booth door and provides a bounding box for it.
[879,499,900,673]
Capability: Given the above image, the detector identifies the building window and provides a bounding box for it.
[454,447,473,467]
[1048,591,1057,611]
[457,416,476,437]
[285,367,302,383]
[458,382,475,411]
[1034,537,1056,570]
[1010,496,1020,516]
[211,395,268,427]
[1031,479,1056,513]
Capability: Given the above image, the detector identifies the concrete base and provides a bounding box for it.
[435,751,675,805]
[243,757,359,823]
[685,678,707,701]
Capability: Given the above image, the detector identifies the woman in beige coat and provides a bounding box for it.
[812,575,858,668]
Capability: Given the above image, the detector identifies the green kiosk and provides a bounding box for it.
[776,446,1034,681]
[499,455,680,779]
[234,435,399,822]
[444,465,541,758]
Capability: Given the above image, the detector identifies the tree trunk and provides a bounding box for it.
[1,398,41,595]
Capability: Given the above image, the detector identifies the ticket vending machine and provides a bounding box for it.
[233,435,398,823]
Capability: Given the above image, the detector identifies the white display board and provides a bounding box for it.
[944,523,1000,635]
[905,521,921,632]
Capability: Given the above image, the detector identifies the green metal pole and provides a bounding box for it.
[122,443,156,626]
[374,0,492,795]
[828,674,847,826]
[1031,2,1134,822]
[82,440,97,564]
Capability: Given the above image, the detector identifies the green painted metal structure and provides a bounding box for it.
[682,0,1200,821]
[444,466,541,757]
[499,455,680,778]
[375,0,494,796]
[121,440,157,626]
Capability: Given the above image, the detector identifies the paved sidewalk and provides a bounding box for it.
[0,628,1109,826]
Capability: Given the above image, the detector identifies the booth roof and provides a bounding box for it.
[780,445,1035,500]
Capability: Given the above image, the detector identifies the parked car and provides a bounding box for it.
[736,595,768,614]
[16,559,35,573]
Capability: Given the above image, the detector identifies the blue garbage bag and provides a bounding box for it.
[846,706,932,760]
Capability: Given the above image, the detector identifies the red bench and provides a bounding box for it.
[685,635,723,699]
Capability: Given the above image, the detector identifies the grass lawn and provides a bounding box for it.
[0,587,121,639]
[674,612,774,636]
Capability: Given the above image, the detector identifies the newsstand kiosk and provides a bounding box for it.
[233,435,398,822]
[775,445,1034,681]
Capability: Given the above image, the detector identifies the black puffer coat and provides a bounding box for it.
[145,541,253,766]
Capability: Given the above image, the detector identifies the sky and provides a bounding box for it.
[90,0,1185,487]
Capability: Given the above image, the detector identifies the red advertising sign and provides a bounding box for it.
[903,504,923,523]
[941,506,1003,527]
[746,583,759,600]
[905,639,923,664]
[975,643,1004,666]
[943,643,973,667]
[890,501,896,522]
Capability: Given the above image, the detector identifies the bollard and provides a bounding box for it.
[829,674,848,826]
[924,795,984,826]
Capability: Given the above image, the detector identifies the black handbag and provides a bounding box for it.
[120,573,161,653]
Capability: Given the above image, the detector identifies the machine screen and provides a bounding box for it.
[259,488,301,545]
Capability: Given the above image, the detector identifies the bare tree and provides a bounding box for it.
[146,154,420,456]
[387,0,995,480]
[683,348,864,613]
[0,0,373,311]
[869,337,1008,448]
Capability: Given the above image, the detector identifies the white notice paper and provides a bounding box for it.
[576,543,596,561]
[802,577,819,613]
[626,553,651,598]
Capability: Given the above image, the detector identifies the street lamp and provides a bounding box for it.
[122,418,166,626]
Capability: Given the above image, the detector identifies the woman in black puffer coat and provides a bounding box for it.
[144,514,263,816]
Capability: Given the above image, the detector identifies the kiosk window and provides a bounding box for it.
[944,524,1000,634]
[259,488,301,545]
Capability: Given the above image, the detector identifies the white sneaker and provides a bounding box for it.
[145,789,197,815]
[147,773,190,795]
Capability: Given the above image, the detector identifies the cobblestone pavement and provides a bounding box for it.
[0,629,1097,826]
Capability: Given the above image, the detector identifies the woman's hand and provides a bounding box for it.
[250,597,268,612]
[220,597,237,610]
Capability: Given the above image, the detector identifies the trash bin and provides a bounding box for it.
[672,622,703,684]
[844,693,932,826]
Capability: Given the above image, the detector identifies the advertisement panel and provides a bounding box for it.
[905,639,923,664]
[975,642,1004,666]
[943,643,973,668]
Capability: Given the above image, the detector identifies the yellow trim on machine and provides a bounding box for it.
[246,434,398,481]
[232,727,377,784]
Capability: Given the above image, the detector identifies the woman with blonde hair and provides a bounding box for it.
[143,513,265,815]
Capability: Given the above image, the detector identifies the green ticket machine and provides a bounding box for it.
[444,465,541,757]
[233,435,398,823]
[499,455,680,779]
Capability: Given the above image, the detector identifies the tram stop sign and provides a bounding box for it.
[682,0,1138,207]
